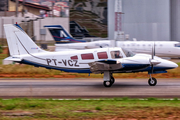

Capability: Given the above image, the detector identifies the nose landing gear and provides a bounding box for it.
[148,74,157,86]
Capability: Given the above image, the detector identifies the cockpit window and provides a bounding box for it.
[122,48,135,57]
[175,43,180,47]
[111,51,123,59]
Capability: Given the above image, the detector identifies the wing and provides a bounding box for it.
[88,60,123,74]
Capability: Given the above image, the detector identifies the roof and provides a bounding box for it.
[11,0,51,11]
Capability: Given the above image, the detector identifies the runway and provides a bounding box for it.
[0,78,180,98]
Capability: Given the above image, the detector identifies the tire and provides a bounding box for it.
[148,77,157,86]
[110,76,115,84]
[103,81,112,87]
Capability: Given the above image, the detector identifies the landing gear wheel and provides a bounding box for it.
[148,77,157,86]
[103,81,112,87]
[110,76,115,84]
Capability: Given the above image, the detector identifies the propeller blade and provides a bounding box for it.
[154,42,155,56]
[151,42,155,59]
[151,41,156,74]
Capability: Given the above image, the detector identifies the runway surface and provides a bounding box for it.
[0,78,180,98]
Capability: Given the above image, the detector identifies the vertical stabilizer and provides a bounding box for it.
[44,25,86,43]
[4,24,44,56]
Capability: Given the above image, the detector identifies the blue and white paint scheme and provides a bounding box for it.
[4,24,178,87]
[44,25,86,43]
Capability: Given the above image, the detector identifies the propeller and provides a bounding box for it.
[150,42,160,74]
[151,42,155,74]
[152,41,155,59]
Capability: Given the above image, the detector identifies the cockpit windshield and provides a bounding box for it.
[174,42,180,47]
[122,48,135,57]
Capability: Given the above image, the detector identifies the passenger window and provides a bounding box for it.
[71,55,78,60]
[111,51,123,59]
[81,53,94,60]
[97,52,108,59]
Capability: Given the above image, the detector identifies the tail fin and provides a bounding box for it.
[4,24,44,56]
[70,21,96,38]
[44,25,86,44]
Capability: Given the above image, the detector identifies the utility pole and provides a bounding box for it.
[4,0,7,16]
[114,0,124,47]
[22,0,25,17]
[51,1,54,17]
[15,0,19,17]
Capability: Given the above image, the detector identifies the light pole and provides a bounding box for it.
[15,0,19,17]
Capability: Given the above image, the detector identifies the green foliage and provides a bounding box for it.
[122,97,129,101]
[95,106,102,110]
[177,62,180,66]
[4,104,16,110]
[147,98,157,101]
[173,98,179,101]
[0,46,2,54]
[0,98,179,119]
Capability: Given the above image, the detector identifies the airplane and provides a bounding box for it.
[70,21,96,39]
[44,25,180,58]
[4,24,178,87]
[44,25,87,44]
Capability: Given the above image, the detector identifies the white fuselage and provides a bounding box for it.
[16,47,177,73]
[55,41,180,58]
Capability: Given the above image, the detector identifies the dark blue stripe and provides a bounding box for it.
[19,60,173,74]
[20,60,91,73]
[142,66,175,72]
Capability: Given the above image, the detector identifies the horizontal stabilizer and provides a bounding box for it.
[4,56,22,62]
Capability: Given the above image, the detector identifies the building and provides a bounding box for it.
[69,0,108,38]
[0,0,69,42]
[109,0,180,42]
[9,0,51,17]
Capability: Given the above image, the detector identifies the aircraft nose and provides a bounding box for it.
[172,62,178,68]
[167,61,178,68]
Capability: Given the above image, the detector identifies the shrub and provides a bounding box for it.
[0,46,2,54]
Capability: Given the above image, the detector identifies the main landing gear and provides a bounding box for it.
[103,76,115,87]
[103,71,115,87]
[148,74,157,86]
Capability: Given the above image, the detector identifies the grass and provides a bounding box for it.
[0,98,180,119]
[0,63,180,78]
[0,47,180,78]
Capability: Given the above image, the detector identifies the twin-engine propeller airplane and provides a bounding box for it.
[4,24,178,87]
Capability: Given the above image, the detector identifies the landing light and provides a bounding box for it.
[116,60,120,64]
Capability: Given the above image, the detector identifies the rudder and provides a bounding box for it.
[4,24,44,56]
